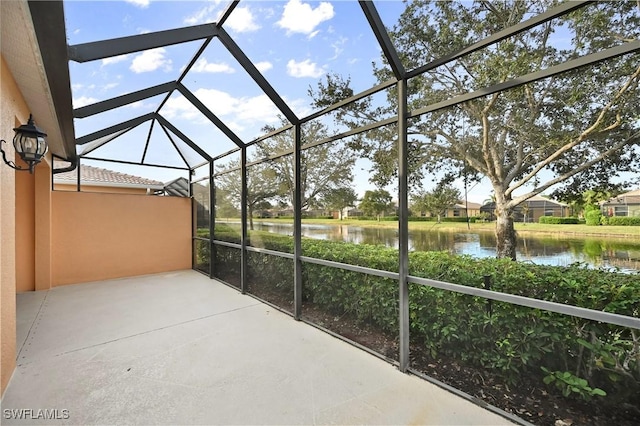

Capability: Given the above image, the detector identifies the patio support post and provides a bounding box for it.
[209,161,215,279]
[240,146,248,294]
[76,158,81,192]
[398,78,410,372]
[293,124,302,320]
[190,171,195,270]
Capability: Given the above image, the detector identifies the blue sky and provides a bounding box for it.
[64,0,499,202]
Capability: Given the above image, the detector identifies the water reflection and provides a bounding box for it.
[229,221,640,273]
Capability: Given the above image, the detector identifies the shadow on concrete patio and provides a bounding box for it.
[2,270,513,425]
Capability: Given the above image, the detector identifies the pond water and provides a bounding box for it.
[245,222,640,273]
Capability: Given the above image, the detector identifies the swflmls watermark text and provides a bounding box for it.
[3,408,70,420]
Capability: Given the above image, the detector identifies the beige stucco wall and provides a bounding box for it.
[52,192,191,286]
[15,159,35,292]
[34,160,52,291]
[1,54,29,395]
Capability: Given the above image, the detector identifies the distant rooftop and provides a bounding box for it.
[54,164,164,188]
[621,188,640,197]
[602,188,640,205]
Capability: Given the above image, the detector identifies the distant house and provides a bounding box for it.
[302,208,329,218]
[54,165,165,195]
[338,207,363,218]
[601,189,640,217]
[276,208,294,217]
[415,201,482,219]
[448,201,482,218]
[480,195,569,222]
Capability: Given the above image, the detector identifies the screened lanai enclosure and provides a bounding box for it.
[39,0,640,423]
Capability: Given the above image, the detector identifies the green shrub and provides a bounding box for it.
[607,216,640,226]
[194,239,210,270]
[538,216,580,224]
[353,215,399,221]
[207,227,640,407]
[541,368,606,400]
[409,216,435,222]
[585,210,602,226]
[442,217,474,222]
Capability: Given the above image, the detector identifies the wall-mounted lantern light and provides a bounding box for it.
[0,114,48,174]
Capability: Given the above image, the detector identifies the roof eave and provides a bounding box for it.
[27,0,76,161]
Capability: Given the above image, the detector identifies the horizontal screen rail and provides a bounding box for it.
[300,256,400,280]
[206,238,639,330]
[213,239,241,249]
[245,245,295,260]
[409,276,640,330]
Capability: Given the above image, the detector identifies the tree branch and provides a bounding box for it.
[481,92,502,181]
[507,63,640,195]
[507,130,640,208]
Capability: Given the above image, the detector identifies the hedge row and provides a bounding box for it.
[350,216,478,223]
[605,216,640,226]
[206,226,639,408]
[585,211,640,226]
[538,216,581,224]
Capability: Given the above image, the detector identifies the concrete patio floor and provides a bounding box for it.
[2,270,514,425]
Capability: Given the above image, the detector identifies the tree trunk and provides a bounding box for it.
[495,203,517,260]
[248,206,254,231]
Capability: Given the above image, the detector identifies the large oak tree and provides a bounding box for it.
[311,0,640,259]
[258,120,355,211]
[215,120,355,228]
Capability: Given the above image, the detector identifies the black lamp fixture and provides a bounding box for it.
[0,114,48,173]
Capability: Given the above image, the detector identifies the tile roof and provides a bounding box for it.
[54,164,164,187]
[453,201,482,209]
[621,188,640,197]
[602,188,640,205]
[527,195,568,206]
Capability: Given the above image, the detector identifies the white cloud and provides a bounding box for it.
[72,83,96,92]
[101,54,130,66]
[192,59,235,74]
[162,96,199,120]
[130,48,172,73]
[286,59,325,78]
[125,0,150,8]
[329,36,347,60]
[255,61,273,73]
[73,96,99,108]
[103,83,119,91]
[235,95,279,122]
[123,100,152,110]
[283,96,313,118]
[277,0,334,35]
[184,3,222,25]
[162,89,280,136]
[225,6,260,33]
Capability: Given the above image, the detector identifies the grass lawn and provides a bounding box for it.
[248,217,640,240]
